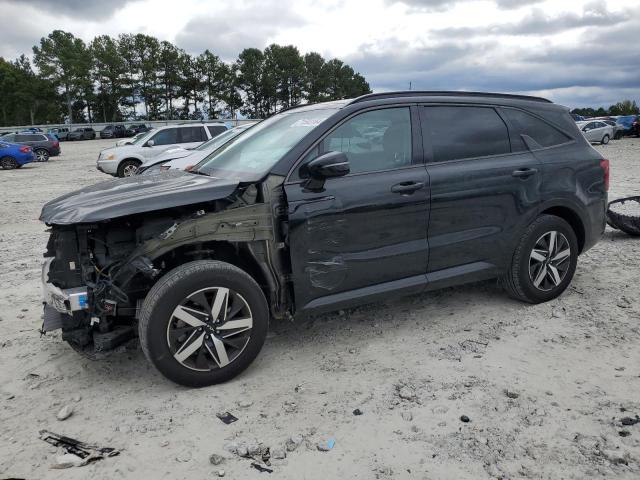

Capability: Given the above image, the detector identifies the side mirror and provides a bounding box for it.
[307,151,350,178]
[146,139,155,147]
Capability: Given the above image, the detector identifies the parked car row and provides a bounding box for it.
[0,132,60,162]
[574,114,640,143]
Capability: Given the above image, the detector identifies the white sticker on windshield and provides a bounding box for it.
[290,118,324,127]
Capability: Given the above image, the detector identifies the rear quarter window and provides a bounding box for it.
[501,108,572,150]
[207,125,227,137]
[422,106,510,162]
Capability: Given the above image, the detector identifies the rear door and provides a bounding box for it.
[285,105,430,311]
[420,105,542,285]
[179,126,207,148]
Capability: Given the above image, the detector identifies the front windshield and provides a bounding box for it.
[194,125,252,152]
[132,129,155,145]
[196,108,336,178]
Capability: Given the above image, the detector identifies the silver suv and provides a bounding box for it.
[97,123,228,177]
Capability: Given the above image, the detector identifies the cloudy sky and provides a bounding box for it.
[1,0,638,108]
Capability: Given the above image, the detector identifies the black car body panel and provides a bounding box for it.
[40,171,240,225]
[39,91,607,361]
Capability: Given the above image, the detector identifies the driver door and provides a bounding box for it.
[284,106,430,313]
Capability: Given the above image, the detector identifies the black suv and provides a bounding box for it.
[100,125,127,139]
[40,91,608,387]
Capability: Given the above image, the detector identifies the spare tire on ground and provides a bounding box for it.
[607,196,640,236]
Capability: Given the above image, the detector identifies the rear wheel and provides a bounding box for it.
[35,148,49,162]
[601,134,610,145]
[139,260,269,387]
[1,156,17,170]
[117,159,141,177]
[503,215,578,303]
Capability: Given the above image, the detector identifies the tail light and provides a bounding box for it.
[53,140,59,147]
[19,146,30,153]
[600,159,610,191]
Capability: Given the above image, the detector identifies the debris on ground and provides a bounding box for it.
[621,416,639,426]
[216,411,238,424]
[271,447,286,459]
[216,469,225,477]
[401,411,413,421]
[39,430,119,468]
[251,462,273,473]
[56,405,74,421]
[317,438,336,451]
[606,196,640,236]
[237,399,253,408]
[460,415,471,423]
[504,389,520,399]
[285,434,304,452]
[209,453,225,465]
[353,408,363,416]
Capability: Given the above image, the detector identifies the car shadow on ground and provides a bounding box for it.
[64,279,516,390]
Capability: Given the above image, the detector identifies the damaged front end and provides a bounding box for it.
[41,175,291,357]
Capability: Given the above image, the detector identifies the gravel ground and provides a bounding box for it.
[1,137,639,479]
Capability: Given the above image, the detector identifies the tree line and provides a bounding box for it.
[571,100,639,118]
[0,30,371,127]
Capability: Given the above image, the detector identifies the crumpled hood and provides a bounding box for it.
[40,170,239,225]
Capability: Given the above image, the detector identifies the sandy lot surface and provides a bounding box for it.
[1,137,639,479]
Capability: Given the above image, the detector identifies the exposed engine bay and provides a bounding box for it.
[41,178,291,356]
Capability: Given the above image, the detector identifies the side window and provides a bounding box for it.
[311,107,412,175]
[422,106,510,162]
[15,134,30,142]
[501,108,571,149]
[152,128,179,146]
[207,125,227,137]
[180,127,206,143]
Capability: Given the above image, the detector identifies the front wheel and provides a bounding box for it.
[503,215,578,304]
[138,260,269,387]
[117,159,141,177]
[601,134,610,145]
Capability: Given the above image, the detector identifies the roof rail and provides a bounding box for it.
[348,90,552,105]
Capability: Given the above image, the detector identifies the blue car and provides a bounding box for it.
[0,141,35,170]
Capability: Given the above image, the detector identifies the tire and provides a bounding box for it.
[35,148,49,162]
[1,156,17,170]
[117,159,141,177]
[601,134,610,145]
[503,215,578,304]
[139,260,269,387]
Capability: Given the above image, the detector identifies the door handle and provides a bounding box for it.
[512,168,538,178]
[391,181,425,194]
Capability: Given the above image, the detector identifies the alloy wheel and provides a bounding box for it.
[36,150,49,162]
[528,230,572,292]
[1,157,17,169]
[122,164,139,176]
[166,287,253,371]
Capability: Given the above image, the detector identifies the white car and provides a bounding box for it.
[139,123,257,175]
[97,123,228,177]
[577,120,615,145]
